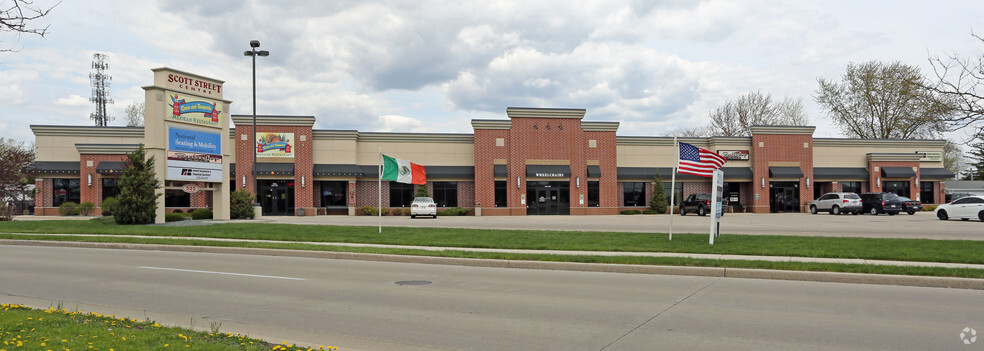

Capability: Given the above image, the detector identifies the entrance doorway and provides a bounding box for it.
[260,179,294,215]
[769,181,800,213]
[526,181,570,215]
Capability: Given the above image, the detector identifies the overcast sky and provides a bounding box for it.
[2,0,983,145]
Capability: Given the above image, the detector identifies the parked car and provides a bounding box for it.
[934,195,984,222]
[859,192,902,215]
[897,196,922,215]
[410,197,437,218]
[808,192,862,215]
[679,193,728,216]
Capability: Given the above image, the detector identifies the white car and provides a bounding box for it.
[934,195,984,222]
[808,192,862,215]
[410,197,437,218]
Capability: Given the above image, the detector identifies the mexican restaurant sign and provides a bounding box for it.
[256,132,294,158]
[167,93,222,128]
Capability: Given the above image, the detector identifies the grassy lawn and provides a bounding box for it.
[0,303,333,351]
[1,218,982,264]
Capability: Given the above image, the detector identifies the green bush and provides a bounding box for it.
[620,209,642,215]
[358,206,378,216]
[100,197,118,216]
[77,201,96,216]
[191,208,213,220]
[114,144,162,225]
[230,190,255,219]
[164,213,186,222]
[642,209,660,214]
[58,202,79,216]
[437,207,472,216]
[390,208,404,216]
[380,208,391,216]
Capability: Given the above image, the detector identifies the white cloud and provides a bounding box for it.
[54,95,89,106]
[377,114,423,132]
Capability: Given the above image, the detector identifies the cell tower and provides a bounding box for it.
[89,53,114,126]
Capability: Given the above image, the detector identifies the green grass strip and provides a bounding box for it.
[3,233,983,279]
[1,218,982,264]
[0,303,335,350]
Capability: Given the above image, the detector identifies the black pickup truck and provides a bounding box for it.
[679,193,728,216]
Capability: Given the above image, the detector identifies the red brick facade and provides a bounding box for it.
[750,131,814,213]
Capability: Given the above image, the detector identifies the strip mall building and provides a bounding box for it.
[29,69,954,217]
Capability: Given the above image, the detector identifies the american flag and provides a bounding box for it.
[678,142,726,177]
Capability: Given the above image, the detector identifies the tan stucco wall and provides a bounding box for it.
[814,145,945,168]
[312,139,358,164]
[35,135,144,162]
[355,141,474,166]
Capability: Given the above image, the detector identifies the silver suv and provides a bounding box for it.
[809,192,862,215]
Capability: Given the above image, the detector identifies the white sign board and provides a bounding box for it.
[709,169,724,245]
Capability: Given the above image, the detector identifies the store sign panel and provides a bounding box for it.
[167,127,222,182]
[917,151,942,162]
[166,92,223,128]
[256,132,294,157]
[719,150,749,160]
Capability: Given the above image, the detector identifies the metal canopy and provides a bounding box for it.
[526,165,571,178]
[95,161,126,175]
[813,167,868,180]
[881,167,916,178]
[769,166,804,178]
[314,164,364,177]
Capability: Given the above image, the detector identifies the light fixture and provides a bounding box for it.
[806,177,810,188]
[576,176,580,188]
[245,39,270,205]
[877,177,881,188]
[516,176,521,188]
[87,174,92,186]
[761,177,765,188]
[242,175,246,187]
[301,175,306,188]
[915,177,919,184]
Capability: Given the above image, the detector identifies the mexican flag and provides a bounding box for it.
[381,154,426,184]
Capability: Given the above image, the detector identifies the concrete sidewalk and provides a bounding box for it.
[5,232,984,270]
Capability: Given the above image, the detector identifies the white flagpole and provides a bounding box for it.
[669,137,677,241]
[378,147,382,234]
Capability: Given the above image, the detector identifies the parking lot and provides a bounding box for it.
[276,210,984,241]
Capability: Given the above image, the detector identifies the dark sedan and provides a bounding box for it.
[898,196,922,215]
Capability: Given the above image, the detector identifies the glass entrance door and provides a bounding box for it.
[769,181,800,213]
[260,180,294,216]
[526,181,570,215]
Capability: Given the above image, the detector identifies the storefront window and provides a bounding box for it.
[920,182,935,203]
[320,181,347,207]
[587,181,599,207]
[433,181,458,207]
[389,182,414,207]
[52,179,80,207]
[622,182,646,207]
[101,178,119,200]
[164,189,190,207]
[663,182,684,206]
[884,181,910,197]
[841,181,862,194]
[494,181,507,207]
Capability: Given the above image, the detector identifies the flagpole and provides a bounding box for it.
[378,147,382,234]
[669,137,677,241]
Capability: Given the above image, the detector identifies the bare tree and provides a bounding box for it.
[123,102,144,127]
[0,137,35,214]
[815,61,952,139]
[928,33,984,141]
[943,139,963,177]
[707,91,809,136]
[660,125,713,137]
[1,0,58,52]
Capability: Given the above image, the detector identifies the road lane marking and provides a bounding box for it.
[138,266,306,281]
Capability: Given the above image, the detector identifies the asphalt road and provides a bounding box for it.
[2,245,982,350]
[277,211,984,240]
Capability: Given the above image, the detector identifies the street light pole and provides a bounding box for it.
[244,40,269,208]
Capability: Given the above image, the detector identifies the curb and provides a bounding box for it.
[3,239,983,290]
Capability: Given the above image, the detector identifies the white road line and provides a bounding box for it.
[138,266,306,281]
